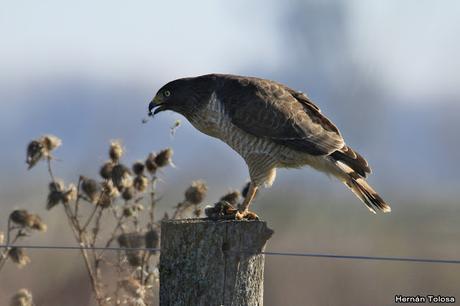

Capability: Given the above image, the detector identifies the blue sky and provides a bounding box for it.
[1,0,459,209]
[1,0,459,100]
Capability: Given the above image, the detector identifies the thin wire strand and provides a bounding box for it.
[260,251,460,264]
[1,244,460,265]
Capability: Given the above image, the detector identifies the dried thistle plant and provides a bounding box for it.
[0,208,47,272]
[26,134,61,170]
[109,140,124,163]
[17,133,239,305]
[154,148,173,168]
[8,247,31,268]
[22,135,186,306]
[172,180,208,218]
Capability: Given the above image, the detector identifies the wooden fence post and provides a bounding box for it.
[159,219,273,306]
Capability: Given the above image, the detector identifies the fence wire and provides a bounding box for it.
[2,244,460,265]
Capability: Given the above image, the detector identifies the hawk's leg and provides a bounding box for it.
[235,182,259,220]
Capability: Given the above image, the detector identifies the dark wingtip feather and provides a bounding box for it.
[353,178,391,213]
[331,146,371,177]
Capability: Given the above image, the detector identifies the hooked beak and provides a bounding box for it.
[148,95,167,117]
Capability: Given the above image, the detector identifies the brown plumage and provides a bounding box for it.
[149,74,390,215]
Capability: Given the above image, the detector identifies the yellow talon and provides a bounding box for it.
[235,210,259,221]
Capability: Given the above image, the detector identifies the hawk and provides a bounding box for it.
[148,74,390,219]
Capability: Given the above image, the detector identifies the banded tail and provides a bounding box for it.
[331,146,391,213]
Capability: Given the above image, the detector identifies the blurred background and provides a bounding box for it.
[1,0,460,305]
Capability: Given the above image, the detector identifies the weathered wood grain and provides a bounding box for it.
[159,219,273,306]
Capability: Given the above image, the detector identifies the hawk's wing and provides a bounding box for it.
[217,76,345,155]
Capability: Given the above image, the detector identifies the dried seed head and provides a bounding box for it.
[122,187,135,201]
[81,177,100,203]
[133,175,148,192]
[145,153,158,174]
[40,135,62,151]
[145,229,159,253]
[132,161,145,176]
[26,135,62,169]
[98,180,118,208]
[47,190,63,210]
[154,148,173,167]
[26,140,45,169]
[47,180,66,209]
[10,210,29,227]
[101,180,119,198]
[62,184,77,204]
[49,180,64,192]
[98,192,112,208]
[10,288,33,306]
[10,210,46,231]
[109,140,124,162]
[99,161,115,179]
[111,164,133,190]
[28,214,47,232]
[184,180,208,205]
[9,247,31,268]
[32,215,48,232]
[220,190,241,206]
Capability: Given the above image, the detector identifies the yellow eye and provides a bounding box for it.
[164,90,171,97]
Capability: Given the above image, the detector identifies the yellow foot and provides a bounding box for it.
[235,210,259,221]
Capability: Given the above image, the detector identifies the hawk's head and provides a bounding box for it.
[149,76,216,117]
